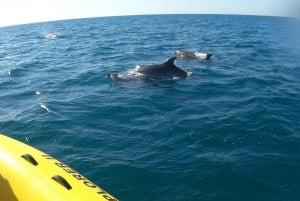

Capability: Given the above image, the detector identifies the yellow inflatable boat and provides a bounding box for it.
[0,134,118,201]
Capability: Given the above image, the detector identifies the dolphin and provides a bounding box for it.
[45,33,58,39]
[136,57,187,79]
[175,50,212,60]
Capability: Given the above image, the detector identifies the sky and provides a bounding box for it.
[0,0,297,27]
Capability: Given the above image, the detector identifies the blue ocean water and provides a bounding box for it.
[1,14,300,201]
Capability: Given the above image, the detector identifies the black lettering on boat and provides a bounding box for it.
[97,190,106,195]
[73,173,85,181]
[103,194,118,201]
[41,154,118,200]
[64,167,76,174]
[55,162,67,168]
[83,180,97,188]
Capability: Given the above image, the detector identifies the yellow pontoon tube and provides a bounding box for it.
[0,134,118,201]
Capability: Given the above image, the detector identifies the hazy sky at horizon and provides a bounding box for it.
[0,0,297,27]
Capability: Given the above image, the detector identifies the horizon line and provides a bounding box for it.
[0,13,292,29]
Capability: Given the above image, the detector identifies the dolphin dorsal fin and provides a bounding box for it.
[164,57,177,67]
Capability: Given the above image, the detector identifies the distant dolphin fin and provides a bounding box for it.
[163,57,177,66]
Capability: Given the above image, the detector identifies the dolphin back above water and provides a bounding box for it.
[136,57,187,79]
[108,57,188,81]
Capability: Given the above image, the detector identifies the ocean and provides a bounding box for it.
[1,14,300,201]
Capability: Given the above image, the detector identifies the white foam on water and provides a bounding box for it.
[39,102,51,113]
